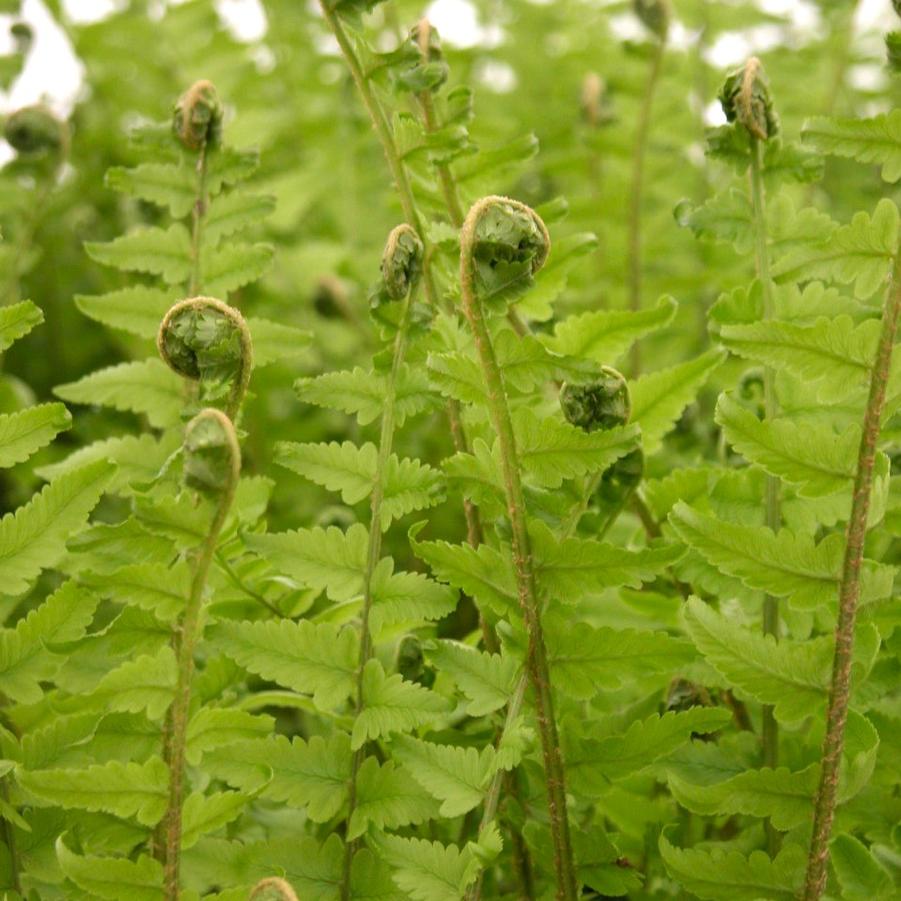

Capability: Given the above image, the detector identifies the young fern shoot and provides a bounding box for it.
[155,298,252,898]
[340,225,424,897]
[459,195,578,901]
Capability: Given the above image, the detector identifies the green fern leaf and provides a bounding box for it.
[247,317,312,366]
[391,735,497,817]
[204,191,276,243]
[181,790,249,849]
[75,286,172,338]
[513,408,640,488]
[532,520,684,600]
[55,359,183,429]
[659,832,805,900]
[81,561,190,622]
[206,146,260,193]
[184,708,274,766]
[771,199,898,298]
[347,756,439,839]
[569,708,730,792]
[369,559,458,632]
[681,597,830,722]
[85,224,191,283]
[82,646,177,720]
[715,393,870,496]
[547,294,678,363]
[719,314,876,400]
[105,162,195,217]
[426,641,519,716]
[374,834,478,901]
[803,111,901,183]
[353,659,451,749]
[669,503,892,608]
[495,328,600,392]
[830,833,894,900]
[56,836,163,900]
[201,241,274,295]
[296,365,438,426]
[630,350,725,455]
[245,523,367,601]
[0,300,43,352]
[0,460,115,596]
[0,402,71,468]
[18,757,169,825]
[210,619,358,710]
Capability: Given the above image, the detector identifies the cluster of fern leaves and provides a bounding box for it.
[0,0,898,899]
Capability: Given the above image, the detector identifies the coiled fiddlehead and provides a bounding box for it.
[158,296,253,420]
[250,877,299,901]
[381,223,424,300]
[173,79,223,152]
[460,196,578,901]
[718,57,779,143]
[560,367,631,433]
[4,105,68,160]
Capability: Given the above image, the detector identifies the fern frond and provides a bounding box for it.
[0,300,43,352]
[803,111,901,183]
[0,402,71,468]
[85,224,191,283]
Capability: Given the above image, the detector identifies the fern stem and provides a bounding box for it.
[461,199,578,901]
[162,412,240,900]
[340,282,416,899]
[188,142,209,296]
[749,134,781,832]
[803,244,901,901]
[627,35,666,376]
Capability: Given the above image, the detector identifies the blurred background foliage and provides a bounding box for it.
[0,0,895,537]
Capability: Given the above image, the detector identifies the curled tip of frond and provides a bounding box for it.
[173,79,222,151]
[158,296,253,383]
[4,105,68,157]
[381,223,424,300]
[633,0,670,40]
[183,407,241,497]
[460,196,550,302]
[249,877,299,901]
[718,57,779,142]
[415,17,432,55]
[560,367,631,433]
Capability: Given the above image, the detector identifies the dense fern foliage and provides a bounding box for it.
[0,0,899,898]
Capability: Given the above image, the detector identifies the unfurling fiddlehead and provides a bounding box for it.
[158,296,253,420]
[460,196,578,901]
[157,299,250,900]
[720,59,783,828]
[250,877,300,901]
[340,224,424,900]
[3,105,68,160]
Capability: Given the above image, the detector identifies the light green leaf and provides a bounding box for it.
[185,708,274,766]
[247,317,312,366]
[56,836,164,900]
[85,224,191,283]
[75,286,173,338]
[181,790,249,849]
[204,191,276,243]
[426,641,518,716]
[0,402,71,468]
[803,111,901,183]
[106,162,195,217]
[201,241,273,296]
[0,300,43,352]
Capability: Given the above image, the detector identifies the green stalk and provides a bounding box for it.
[749,135,781,834]
[461,198,578,901]
[627,34,666,376]
[188,141,209,296]
[340,273,418,900]
[803,247,901,900]
[162,410,241,900]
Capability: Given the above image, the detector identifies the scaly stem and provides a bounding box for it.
[627,35,666,376]
[803,247,901,900]
[749,135,781,839]
[461,208,577,901]
[189,142,209,296]
[320,3,486,559]
[340,286,416,899]
[162,430,239,899]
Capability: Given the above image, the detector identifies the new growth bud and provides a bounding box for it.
[4,105,68,157]
[158,296,253,418]
[633,0,671,40]
[404,18,449,94]
[581,73,613,127]
[250,878,299,901]
[460,195,550,304]
[173,80,223,151]
[182,407,241,498]
[718,57,779,141]
[381,223,424,300]
[560,367,631,432]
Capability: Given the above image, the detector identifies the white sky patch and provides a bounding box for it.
[425,0,501,49]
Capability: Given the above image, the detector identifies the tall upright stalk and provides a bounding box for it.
[749,132,782,823]
[161,408,242,900]
[803,245,901,900]
[460,196,578,901]
[339,226,422,899]
[319,6,485,568]
[627,7,668,376]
